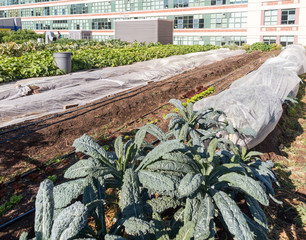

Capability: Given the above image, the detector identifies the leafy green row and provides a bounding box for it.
[71,44,218,71]
[241,42,282,52]
[20,99,281,240]
[0,51,61,82]
[182,86,215,106]
[0,38,161,56]
[0,43,218,83]
[0,29,44,44]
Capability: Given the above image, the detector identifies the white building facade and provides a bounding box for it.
[0,0,305,46]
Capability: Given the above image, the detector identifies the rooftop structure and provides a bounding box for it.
[0,0,305,46]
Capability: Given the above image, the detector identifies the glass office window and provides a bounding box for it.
[228,11,247,28]
[52,5,69,16]
[92,2,112,13]
[71,19,90,30]
[174,16,193,28]
[7,0,19,5]
[188,0,205,7]
[142,0,164,10]
[264,10,277,25]
[174,0,188,8]
[22,21,34,29]
[280,35,294,46]
[53,20,68,30]
[281,9,295,24]
[211,13,227,28]
[20,8,34,17]
[115,0,125,12]
[229,0,248,4]
[35,7,43,16]
[263,36,276,44]
[126,0,138,11]
[92,19,112,30]
[70,4,88,15]
[92,35,114,41]
[210,36,246,46]
[211,0,226,5]
[35,21,51,30]
[173,14,204,29]
[8,9,19,17]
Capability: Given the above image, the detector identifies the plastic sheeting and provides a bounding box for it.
[0,48,245,128]
[194,45,305,149]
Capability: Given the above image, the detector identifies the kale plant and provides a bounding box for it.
[136,137,279,240]
[165,99,256,153]
[21,99,281,240]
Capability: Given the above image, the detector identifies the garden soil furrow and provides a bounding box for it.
[0,50,279,239]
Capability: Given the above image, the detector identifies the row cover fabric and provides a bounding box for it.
[194,45,305,149]
[0,48,245,128]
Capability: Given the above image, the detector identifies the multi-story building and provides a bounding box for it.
[0,0,305,46]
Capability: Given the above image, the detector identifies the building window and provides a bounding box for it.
[92,1,112,13]
[92,35,113,41]
[174,36,205,45]
[193,18,204,28]
[53,20,68,30]
[35,8,43,16]
[211,13,228,28]
[52,5,68,16]
[174,16,195,29]
[20,8,34,17]
[8,9,19,17]
[210,36,246,46]
[70,4,88,15]
[36,22,50,30]
[71,19,89,30]
[263,36,276,44]
[228,11,247,28]
[174,0,188,8]
[211,0,226,5]
[280,35,294,46]
[230,0,248,4]
[264,10,277,25]
[125,0,138,11]
[281,9,295,25]
[7,0,19,5]
[44,7,50,16]
[22,21,34,29]
[142,0,164,10]
[164,0,168,8]
[92,19,112,30]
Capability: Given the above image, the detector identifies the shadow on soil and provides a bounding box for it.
[0,132,46,180]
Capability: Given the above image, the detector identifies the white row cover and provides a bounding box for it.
[0,48,245,128]
[194,45,305,149]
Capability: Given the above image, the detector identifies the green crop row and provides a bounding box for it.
[0,43,218,83]
[0,51,60,82]
[184,86,215,106]
[0,29,44,44]
[242,42,282,52]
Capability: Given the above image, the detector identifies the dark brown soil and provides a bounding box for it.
[0,50,284,239]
